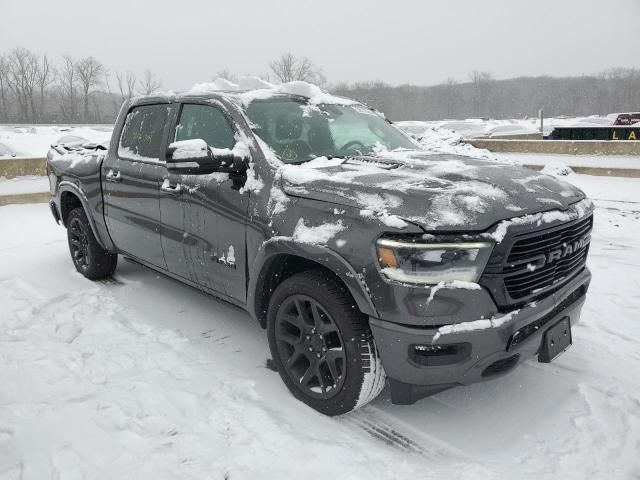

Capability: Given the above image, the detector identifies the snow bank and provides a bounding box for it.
[399,125,499,161]
[0,175,49,195]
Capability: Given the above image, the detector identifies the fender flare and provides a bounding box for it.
[247,238,379,325]
[57,181,115,251]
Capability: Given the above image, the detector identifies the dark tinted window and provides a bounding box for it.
[118,104,169,159]
[175,104,235,149]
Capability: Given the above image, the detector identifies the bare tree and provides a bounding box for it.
[105,71,136,113]
[139,69,162,95]
[117,72,137,101]
[5,47,39,121]
[469,71,495,117]
[76,56,104,122]
[59,55,78,121]
[269,53,326,86]
[0,54,9,121]
[35,55,56,121]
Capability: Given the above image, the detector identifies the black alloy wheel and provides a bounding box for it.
[66,207,117,280]
[69,216,91,271]
[274,294,347,400]
[267,270,386,415]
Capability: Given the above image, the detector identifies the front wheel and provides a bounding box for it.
[267,270,385,416]
[67,207,117,280]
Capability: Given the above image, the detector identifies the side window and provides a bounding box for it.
[118,104,169,160]
[175,104,235,149]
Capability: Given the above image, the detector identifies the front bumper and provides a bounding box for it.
[369,267,591,405]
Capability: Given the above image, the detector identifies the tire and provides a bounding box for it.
[66,207,117,280]
[267,269,385,416]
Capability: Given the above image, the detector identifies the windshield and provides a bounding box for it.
[245,98,416,163]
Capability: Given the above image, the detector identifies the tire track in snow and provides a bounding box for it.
[343,406,480,463]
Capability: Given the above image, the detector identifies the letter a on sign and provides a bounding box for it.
[629,131,637,140]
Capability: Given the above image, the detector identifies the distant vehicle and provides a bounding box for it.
[612,113,640,126]
[0,143,17,158]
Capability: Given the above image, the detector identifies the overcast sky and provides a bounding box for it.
[3,0,640,90]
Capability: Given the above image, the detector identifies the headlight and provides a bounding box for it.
[376,238,493,285]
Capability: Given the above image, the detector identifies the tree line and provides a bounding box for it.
[0,47,162,123]
[333,69,640,121]
[1,46,639,124]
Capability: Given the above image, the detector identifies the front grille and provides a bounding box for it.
[504,216,592,300]
[481,213,593,308]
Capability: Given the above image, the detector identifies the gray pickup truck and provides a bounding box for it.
[47,82,593,415]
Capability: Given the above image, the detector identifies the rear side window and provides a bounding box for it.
[175,104,235,149]
[119,104,169,160]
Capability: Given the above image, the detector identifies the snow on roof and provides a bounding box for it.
[187,77,355,106]
[238,81,357,107]
[190,78,241,93]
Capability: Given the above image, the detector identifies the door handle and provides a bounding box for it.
[105,169,121,183]
[160,181,182,195]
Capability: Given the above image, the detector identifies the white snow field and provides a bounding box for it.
[1,173,640,480]
[0,125,112,159]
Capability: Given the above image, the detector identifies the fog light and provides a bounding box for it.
[409,342,471,367]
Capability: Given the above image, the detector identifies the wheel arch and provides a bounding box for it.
[248,240,378,328]
[57,182,113,251]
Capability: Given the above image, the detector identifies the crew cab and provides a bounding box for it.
[47,81,593,415]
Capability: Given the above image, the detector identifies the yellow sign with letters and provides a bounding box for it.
[612,130,639,140]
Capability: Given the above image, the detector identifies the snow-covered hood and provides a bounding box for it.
[281,152,585,232]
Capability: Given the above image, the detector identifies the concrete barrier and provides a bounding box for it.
[468,139,640,155]
[0,191,51,207]
[486,133,543,140]
[0,157,47,178]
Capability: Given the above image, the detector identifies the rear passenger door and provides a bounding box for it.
[102,103,170,269]
[160,102,249,302]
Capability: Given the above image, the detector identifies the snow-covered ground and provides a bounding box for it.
[0,125,112,159]
[0,176,50,196]
[1,172,639,479]
[396,115,616,139]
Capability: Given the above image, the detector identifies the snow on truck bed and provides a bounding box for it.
[1,174,640,479]
[0,125,112,159]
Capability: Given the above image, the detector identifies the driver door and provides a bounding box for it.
[160,102,249,302]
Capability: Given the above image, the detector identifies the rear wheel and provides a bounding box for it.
[267,270,385,416]
[67,207,117,280]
